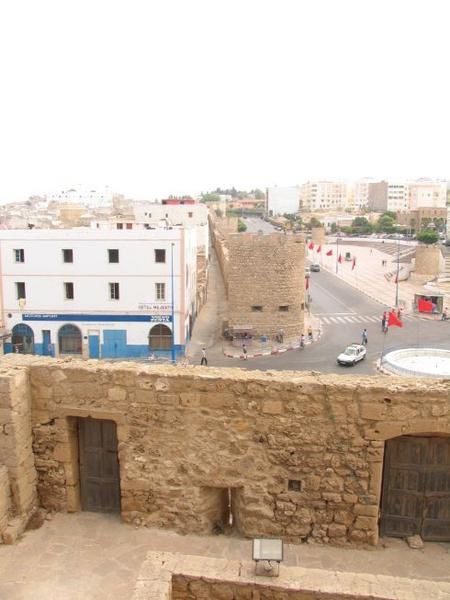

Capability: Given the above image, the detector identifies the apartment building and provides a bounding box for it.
[266,186,300,216]
[387,182,409,212]
[300,181,347,212]
[0,228,197,360]
[408,180,447,210]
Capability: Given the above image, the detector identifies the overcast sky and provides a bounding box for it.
[0,0,448,202]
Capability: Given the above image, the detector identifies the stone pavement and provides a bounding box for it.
[185,247,228,363]
[310,242,448,315]
[0,512,449,599]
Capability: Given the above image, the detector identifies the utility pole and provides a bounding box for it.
[335,227,340,274]
[395,239,400,308]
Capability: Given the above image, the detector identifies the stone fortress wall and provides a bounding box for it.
[1,355,449,547]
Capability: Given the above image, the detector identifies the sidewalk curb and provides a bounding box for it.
[223,330,322,360]
[320,264,443,321]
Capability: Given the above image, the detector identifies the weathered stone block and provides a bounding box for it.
[327,523,347,538]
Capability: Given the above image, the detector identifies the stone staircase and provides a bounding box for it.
[437,253,450,283]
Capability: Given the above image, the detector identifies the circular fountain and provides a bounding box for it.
[381,348,450,377]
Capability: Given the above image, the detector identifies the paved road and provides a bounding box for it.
[210,267,450,373]
[242,216,276,233]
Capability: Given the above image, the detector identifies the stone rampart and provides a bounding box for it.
[0,365,37,542]
[1,356,449,547]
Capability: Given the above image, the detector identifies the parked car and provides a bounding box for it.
[310,263,320,272]
[337,343,366,366]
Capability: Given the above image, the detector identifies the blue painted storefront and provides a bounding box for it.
[4,313,184,360]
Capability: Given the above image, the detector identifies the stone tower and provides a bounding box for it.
[227,232,305,338]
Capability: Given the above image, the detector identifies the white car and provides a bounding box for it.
[337,343,366,366]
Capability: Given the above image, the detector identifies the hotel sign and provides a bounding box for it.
[138,302,171,313]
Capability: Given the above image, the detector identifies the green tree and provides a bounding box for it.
[308,217,322,229]
[416,231,439,244]
[381,211,397,221]
[237,219,247,232]
[252,188,265,200]
[201,193,221,203]
[376,215,395,233]
[351,216,372,234]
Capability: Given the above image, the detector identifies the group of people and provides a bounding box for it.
[299,326,313,349]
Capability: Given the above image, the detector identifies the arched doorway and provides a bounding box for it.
[380,435,450,541]
[11,324,34,354]
[148,324,172,351]
[58,324,82,355]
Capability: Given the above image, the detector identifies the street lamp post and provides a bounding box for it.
[171,242,176,364]
[395,239,400,308]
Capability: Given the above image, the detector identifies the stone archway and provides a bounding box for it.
[58,324,82,355]
[148,324,172,351]
[380,434,450,541]
[11,323,35,354]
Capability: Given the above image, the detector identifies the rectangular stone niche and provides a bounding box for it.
[199,486,243,534]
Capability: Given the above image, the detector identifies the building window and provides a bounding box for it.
[64,282,74,300]
[188,212,193,218]
[251,305,263,312]
[279,305,289,312]
[155,249,166,263]
[16,282,26,300]
[155,283,166,300]
[14,249,25,263]
[108,249,119,263]
[126,223,132,229]
[62,249,73,263]
[58,324,82,355]
[148,324,172,350]
[109,282,120,300]
[117,223,123,230]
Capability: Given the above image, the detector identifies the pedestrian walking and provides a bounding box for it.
[381,315,386,332]
[308,326,313,341]
[362,328,368,345]
[200,347,208,366]
[242,343,248,360]
[299,333,305,349]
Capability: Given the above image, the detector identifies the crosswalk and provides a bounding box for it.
[316,313,416,325]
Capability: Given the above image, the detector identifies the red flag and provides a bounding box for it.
[352,257,356,270]
[338,254,342,263]
[387,310,403,328]
[308,242,314,250]
[316,245,321,253]
[418,298,433,313]
[305,276,309,290]
[326,249,333,256]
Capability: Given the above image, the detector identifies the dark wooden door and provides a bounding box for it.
[78,418,121,512]
[380,436,450,541]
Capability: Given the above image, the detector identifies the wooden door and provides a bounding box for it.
[78,418,121,512]
[380,436,450,541]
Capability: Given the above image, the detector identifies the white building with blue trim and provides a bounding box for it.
[0,227,197,360]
